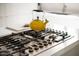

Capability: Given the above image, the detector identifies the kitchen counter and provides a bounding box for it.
[35,28,78,56]
[0,27,13,37]
[0,13,79,56]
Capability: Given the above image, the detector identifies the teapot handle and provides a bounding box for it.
[24,24,29,27]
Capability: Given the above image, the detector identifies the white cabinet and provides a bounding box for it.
[65,3,79,14]
[41,3,64,13]
[41,3,79,14]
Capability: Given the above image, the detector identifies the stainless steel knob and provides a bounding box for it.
[43,43,48,46]
[32,44,38,47]
[38,43,42,45]
[34,47,39,50]
[39,45,43,48]
[48,41,52,44]
[29,49,33,53]
[43,41,47,43]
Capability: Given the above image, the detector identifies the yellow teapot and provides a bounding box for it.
[24,17,48,31]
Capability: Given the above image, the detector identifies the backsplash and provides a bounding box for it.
[0,3,37,28]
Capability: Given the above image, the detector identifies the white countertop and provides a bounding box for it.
[0,27,30,37]
[35,28,78,56]
[0,13,79,56]
[0,27,13,37]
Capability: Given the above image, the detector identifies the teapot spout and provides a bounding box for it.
[44,19,48,25]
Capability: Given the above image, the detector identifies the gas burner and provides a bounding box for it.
[0,28,72,56]
[23,30,42,38]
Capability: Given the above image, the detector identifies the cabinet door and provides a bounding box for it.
[65,3,79,14]
[41,3,63,13]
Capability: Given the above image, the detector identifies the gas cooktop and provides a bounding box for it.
[0,28,72,56]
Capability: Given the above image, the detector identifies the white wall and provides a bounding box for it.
[0,3,37,28]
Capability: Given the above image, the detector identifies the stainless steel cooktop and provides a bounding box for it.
[0,28,71,56]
